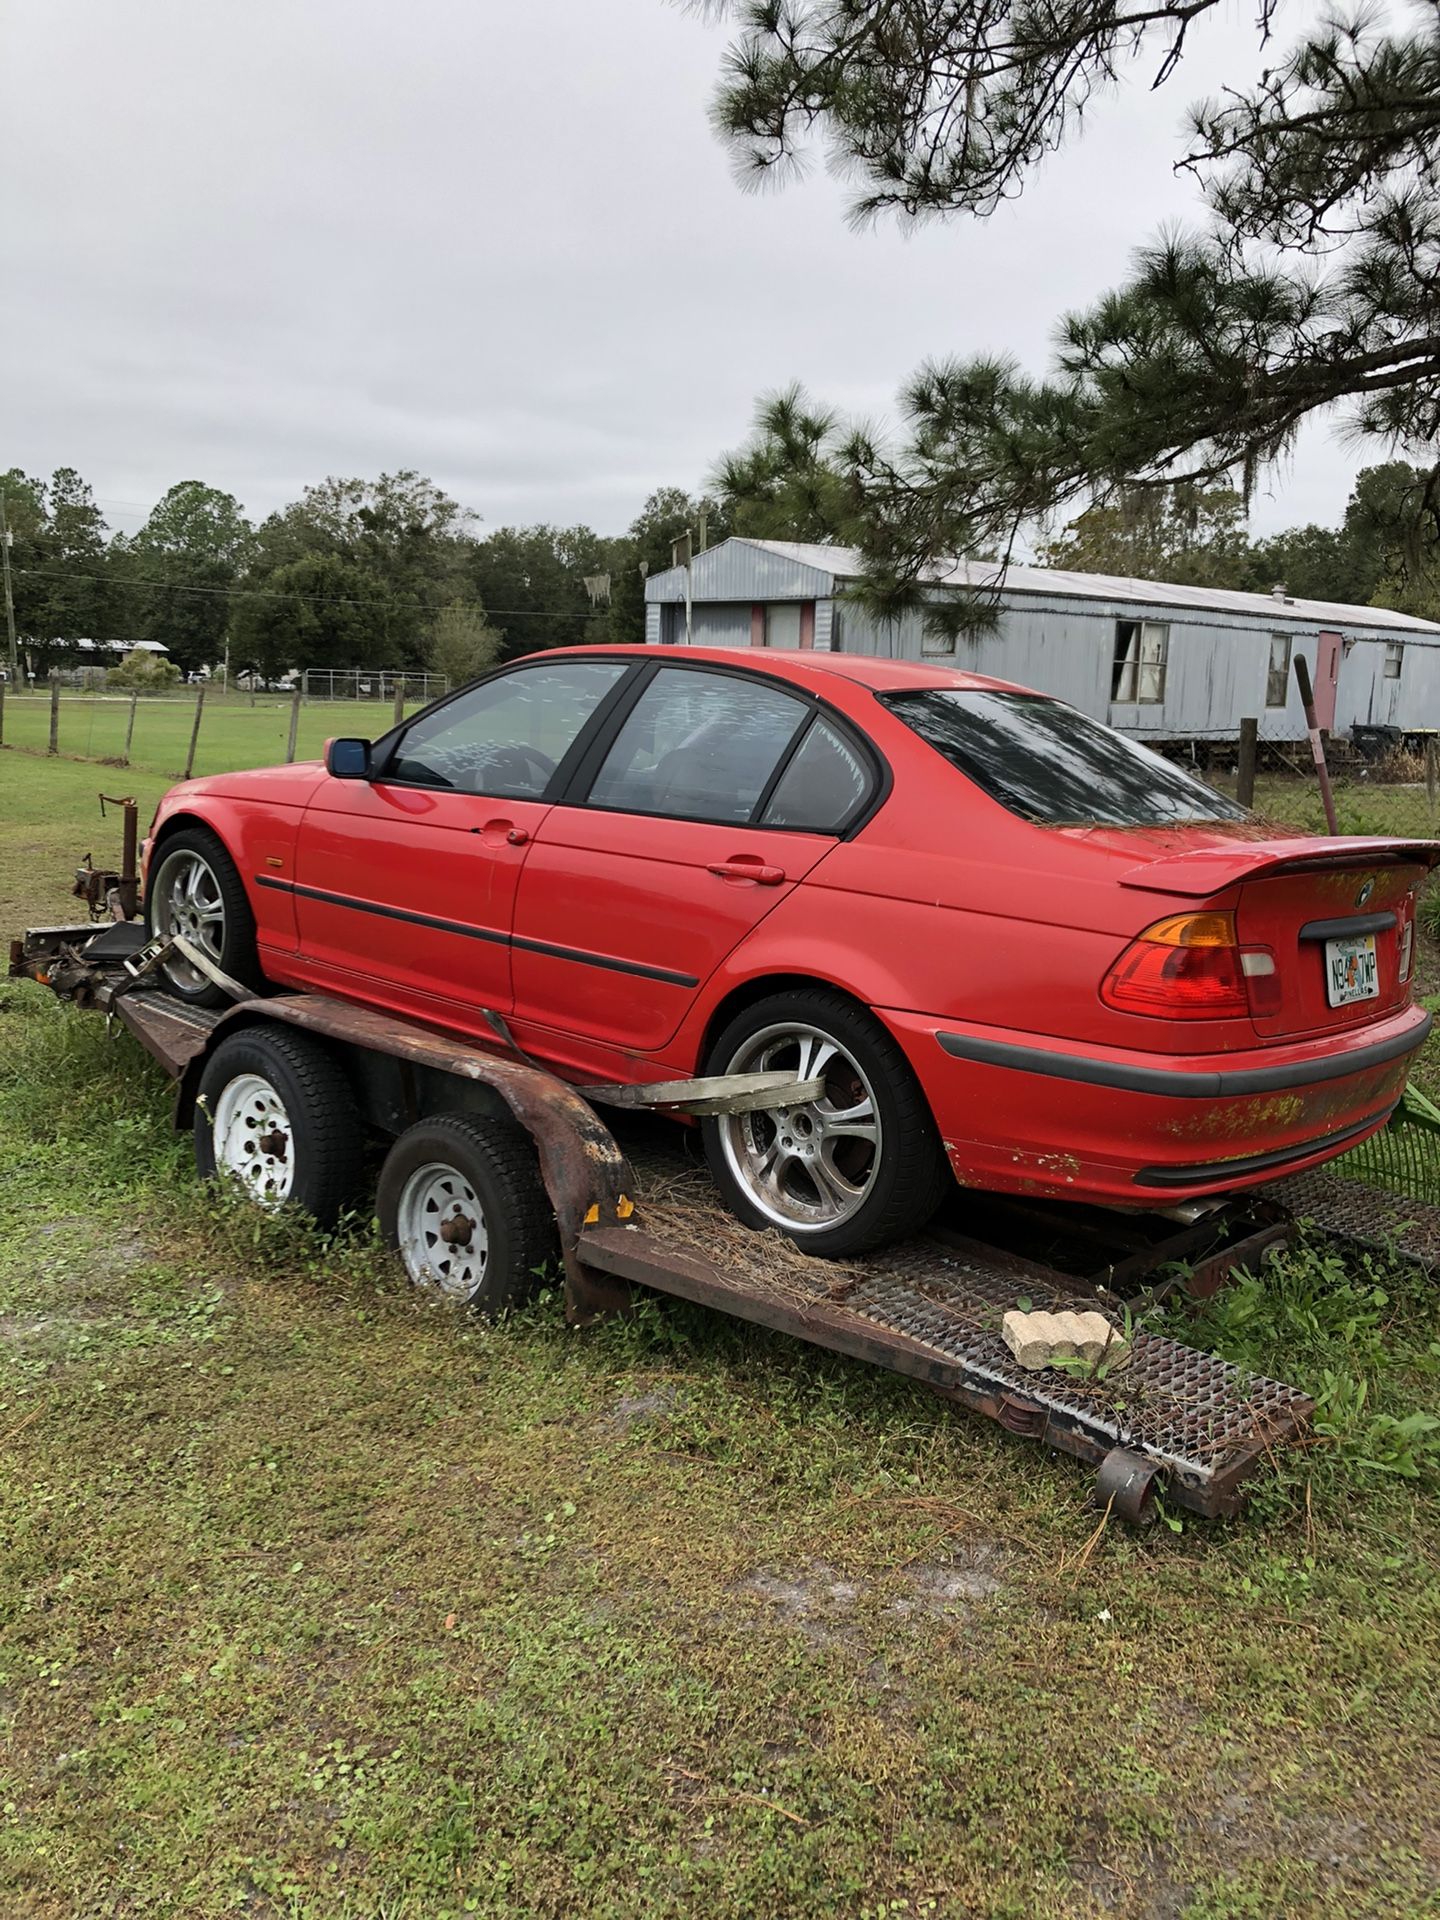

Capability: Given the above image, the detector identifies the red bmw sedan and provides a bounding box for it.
[143,646,1437,1254]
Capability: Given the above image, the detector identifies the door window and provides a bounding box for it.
[587,667,809,823]
[385,660,626,796]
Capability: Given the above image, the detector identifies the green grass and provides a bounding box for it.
[3,766,1440,1916]
[0,692,410,783]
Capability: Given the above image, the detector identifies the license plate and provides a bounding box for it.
[1325,933,1379,1007]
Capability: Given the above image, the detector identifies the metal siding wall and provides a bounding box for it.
[814,599,835,650]
[644,603,661,646]
[644,540,834,606]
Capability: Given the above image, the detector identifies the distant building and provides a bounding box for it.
[643,537,1440,743]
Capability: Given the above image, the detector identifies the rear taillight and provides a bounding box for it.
[1101,911,1277,1020]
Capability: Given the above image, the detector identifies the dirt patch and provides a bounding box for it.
[605,1385,685,1431]
[888,1545,1005,1616]
[739,1561,868,1646]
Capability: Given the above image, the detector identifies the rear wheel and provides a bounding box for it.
[701,988,948,1257]
[146,826,262,1007]
[194,1025,363,1227]
[377,1114,556,1314]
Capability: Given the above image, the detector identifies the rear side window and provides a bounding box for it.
[881,689,1246,827]
[587,668,809,823]
[760,718,872,831]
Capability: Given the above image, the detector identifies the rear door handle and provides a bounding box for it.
[707,860,786,886]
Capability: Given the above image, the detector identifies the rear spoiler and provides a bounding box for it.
[1121,836,1440,898]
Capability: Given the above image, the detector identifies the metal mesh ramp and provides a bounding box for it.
[836,1251,1311,1501]
[1266,1170,1440,1268]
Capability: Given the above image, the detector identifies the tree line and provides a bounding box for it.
[0,468,729,682]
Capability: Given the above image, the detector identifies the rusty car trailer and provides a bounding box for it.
[11,911,1337,1525]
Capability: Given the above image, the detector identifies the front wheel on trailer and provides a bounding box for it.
[377,1114,557,1314]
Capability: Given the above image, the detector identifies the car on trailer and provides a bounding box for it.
[138,646,1437,1256]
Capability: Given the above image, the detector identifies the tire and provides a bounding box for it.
[145,826,262,1008]
[377,1113,556,1314]
[195,1024,363,1227]
[701,988,948,1257]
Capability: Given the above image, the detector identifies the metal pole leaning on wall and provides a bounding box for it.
[124,691,139,764]
[1293,654,1339,834]
[48,675,60,755]
[1236,717,1258,809]
[286,687,302,763]
[183,687,205,780]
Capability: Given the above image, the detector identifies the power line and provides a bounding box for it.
[14,564,613,620]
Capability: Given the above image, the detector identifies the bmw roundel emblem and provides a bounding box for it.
[1357,877,1375,906]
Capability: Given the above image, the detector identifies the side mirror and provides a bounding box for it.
[325,737,372,780]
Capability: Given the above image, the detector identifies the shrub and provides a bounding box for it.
[107,648,182,690]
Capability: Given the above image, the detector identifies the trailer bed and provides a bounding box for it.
[21,920,1419,1522]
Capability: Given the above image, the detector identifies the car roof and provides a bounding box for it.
[537,644,1030,697]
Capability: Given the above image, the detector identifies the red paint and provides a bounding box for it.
[146,646,1439,1211]
[1314,630,1342,732]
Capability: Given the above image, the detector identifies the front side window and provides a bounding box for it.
[1112,620,1168,704]
[1385,641,1404,680]
[386,660,626,796]
[882,688,1246,827]
[587,667,809,823]
[1267,632,1292,707]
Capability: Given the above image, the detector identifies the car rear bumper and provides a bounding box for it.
[885,1002,1432,1207]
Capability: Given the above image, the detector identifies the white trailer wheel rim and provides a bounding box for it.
[152,848,227,992]
[717,1020,883,1233]
[396,1162,491,1302]
[212,1072,295,1208]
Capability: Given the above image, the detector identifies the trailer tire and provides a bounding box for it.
[701,987,948,1257]
[195,1025,363,1228]
[146,826,263,1008]
[377,1114,556,1314]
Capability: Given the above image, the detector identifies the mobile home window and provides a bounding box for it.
[1111,620,1168,704]
[1384,641,1404,680]
[1266,633,1291,707]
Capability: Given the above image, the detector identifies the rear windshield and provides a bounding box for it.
[880,689,1247,827]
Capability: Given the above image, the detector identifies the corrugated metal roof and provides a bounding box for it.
[736,538,1440,636]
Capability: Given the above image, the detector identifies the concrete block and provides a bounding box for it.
[1001,1307,1131,1373]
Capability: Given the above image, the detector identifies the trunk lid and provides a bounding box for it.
[1117,835,1437,1040]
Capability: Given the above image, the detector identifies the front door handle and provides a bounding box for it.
[471,818,530,847]
[707,859,785,886]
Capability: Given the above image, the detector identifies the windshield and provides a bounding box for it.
[880,689,1247,827]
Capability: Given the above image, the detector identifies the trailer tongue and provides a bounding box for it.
[18,912,1432,1525]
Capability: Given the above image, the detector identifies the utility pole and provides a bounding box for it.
[0,490,19,678]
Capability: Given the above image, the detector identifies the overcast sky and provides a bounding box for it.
[6,0,1357,545]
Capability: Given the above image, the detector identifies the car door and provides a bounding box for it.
[291,657,631,1030]
[509,663,877,1066]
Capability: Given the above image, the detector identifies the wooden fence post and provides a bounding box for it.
[286,687,302,763]
[48,675,60,755]
[183,687,205,779]
[1236,716,1258,809]
[392,676,405,727]
[123,690,139,764]
[0,674,5,748]
[1427,736,1438,814]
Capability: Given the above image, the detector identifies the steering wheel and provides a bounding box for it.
[482,742,557,791]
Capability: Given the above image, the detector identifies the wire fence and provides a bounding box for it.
[0,680,443,781]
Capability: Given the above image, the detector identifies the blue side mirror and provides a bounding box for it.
[326,737,372,780]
